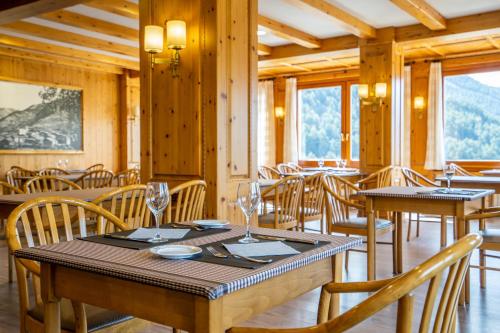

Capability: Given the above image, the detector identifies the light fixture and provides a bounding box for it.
[257,30,267,36]
[414,96,425,119]
[143,20,187,78]
[275,106,284,118]
[359,82,387,112]
[358,84,369,99]
[375,82,387,98]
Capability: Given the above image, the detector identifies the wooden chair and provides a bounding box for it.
[301,173,325,233]
[76,170,114,189]
[288,162,304,171]
[228,233,482,333]
[24,176,82,194]
[449,162,474,176]
[358,165,396,190]
[323,174,396,272]
[38,168,70,176]
[258,166,280,180]
[6,197,132,333]
[259,175,304,230]
[113,169,140,186]
[6,166,37,189]
[92,184,150,231]
[276,163,300,175]
[86,163,105,172]
[166,180,206,223]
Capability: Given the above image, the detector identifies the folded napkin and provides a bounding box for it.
[127,228,190,240]
[223,241,300,257]
[415,187,438,194]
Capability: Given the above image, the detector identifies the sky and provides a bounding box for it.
[469,71,500,88]
[0,81,44,110]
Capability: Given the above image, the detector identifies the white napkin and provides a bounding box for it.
[223,241,300,257]
[415,187,437,194]
[127,228,190,240]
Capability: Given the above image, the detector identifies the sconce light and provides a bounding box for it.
[414,96,425,119]
[275,106,284,118]
[143,20,186,78]
[359,82,387,111]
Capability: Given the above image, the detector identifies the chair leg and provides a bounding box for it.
[406,213,412,242]
[480,249,486,289]
[416,213,420,238]
[344,234,349,271]
[392,227,398,275]
[440,216,447,247]
[8,251,13,283]
[320,216,324,234]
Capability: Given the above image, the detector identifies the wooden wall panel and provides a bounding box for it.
[0,54,123,176]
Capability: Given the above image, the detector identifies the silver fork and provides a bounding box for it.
[206,246,272,264]
[170,223,205,231]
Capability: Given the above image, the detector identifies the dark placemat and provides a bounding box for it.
[193,234,329,269]
[79,225,231,250]
[432,188,484,196]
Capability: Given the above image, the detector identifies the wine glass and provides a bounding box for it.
[318,159,325,168]
[237,181,261,243]
[340,159,347,169]
[64,159,69,170]
[335,159,341,168]
[56,159,62,168]
[145,181,170,242]
[443,165,455,193]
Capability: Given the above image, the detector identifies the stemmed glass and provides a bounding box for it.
[335,159,341,168]
[318,159,325,168]
[443,164,455,193]
[237,181,261,243]
[340,159,347,169]
[145,181,170,243]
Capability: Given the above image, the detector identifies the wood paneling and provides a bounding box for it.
[0,55,123,176]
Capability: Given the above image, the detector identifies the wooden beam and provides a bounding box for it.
[0,0,91,24]
[0,44,123,74]
[486,36,500,49]
[257,43,271,56]
[0,34,139,70]
[39,10,139,41]
[258,15,321,48]
[2,21,139,57]
[85,0,139,19]
[390,0,446,30]
[298,0,376,38]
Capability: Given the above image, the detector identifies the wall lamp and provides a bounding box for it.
[275,106,284,118]
[358,82,387,112]
[414,96,425,119]
[144,20,186,78]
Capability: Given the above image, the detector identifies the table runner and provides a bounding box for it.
[15,226,361,300]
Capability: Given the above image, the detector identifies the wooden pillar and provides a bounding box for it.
[119,69,140,171]
[274,76,286,164]
[139,0,257,222]
[359,29,404,174]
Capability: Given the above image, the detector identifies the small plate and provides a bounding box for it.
[193,220,230,228]
[150,245,202,259]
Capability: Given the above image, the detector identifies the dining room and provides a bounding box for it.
[0,0,500,333]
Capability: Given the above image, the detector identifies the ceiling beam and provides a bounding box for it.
[298,0,376,38]
[486,36,500,49]
[390,0,446,30]
[0,0,92,24]
[0,34,139,70]
[39,9,139,41]
[85,0,139,19]
[258,15,321,49]
[257,43,272,56]
[1,21,139,57]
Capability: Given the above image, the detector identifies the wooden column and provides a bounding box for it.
[119,69,140,170]
[359,30,404,174]
[140,0,257,222]
[274,76,286,164]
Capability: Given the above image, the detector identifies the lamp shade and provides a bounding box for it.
[414,96,425,109]
[144,25,164,53]
[375,82,387,98]
[275,106,284,118]
[166,20,186,49]
[358,84,369,99]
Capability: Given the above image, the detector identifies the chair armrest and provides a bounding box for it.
[324,278,396,294]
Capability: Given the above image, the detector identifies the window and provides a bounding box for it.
[444,71,500,161]
[297,82,360,164]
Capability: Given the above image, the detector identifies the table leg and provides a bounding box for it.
[328,253,344,320]
[455,202,469,305]
[440,215,447,248]
[194,297,223,333]
[366,197,376,281]
[41,263,61,333]
[396,212,403,274]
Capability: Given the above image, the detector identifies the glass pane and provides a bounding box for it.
[350,84,360,160]
[444,71,500,160]
[299,86,342,160]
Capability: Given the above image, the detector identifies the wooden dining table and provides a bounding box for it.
[15,226,360,333]
[356,186,493,304]
[15,172,86,183]
[435,175,500,194]
[480,169,500,177]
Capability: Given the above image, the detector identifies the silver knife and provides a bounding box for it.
[103,234,152,243]
[257,235,319,245]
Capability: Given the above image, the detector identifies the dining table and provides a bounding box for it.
[355,186,493,305]
[435,175,500,194]
[14,225,361,333]
[480,169,500,177]
[15,172,86,183]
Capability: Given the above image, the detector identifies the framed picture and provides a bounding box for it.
[0,79,83,153]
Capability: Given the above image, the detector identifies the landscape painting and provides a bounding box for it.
[0,80,82,152]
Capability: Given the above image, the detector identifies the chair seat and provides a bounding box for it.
[28,298,132,332]
[480,229,500,244]
[334,217,392,230]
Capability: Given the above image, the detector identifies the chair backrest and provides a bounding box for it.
[86,163,105,172]
[288,162,304,171]
[114,169,141,187]
[258,166,280,180]
[6,167,37,189]
[24,176,82,194]
[38,167,70,176]
[76,170,114,189]
[302,173,325,219]
[0,180,23,194]
[229,233,482,333]
[449,163,473,176]
[322,174,363,232]
[166,180,207,223]
[92,184,150,231]
[261,175,303,229]
[276,163,300,175]
[358,165,396,189]
[401,167,439,187]
[6,196,129,327]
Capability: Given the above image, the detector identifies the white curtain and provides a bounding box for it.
[284,77,298,163]
[424,62,446,170]
[403,65,412,167]
[257,80,276,167]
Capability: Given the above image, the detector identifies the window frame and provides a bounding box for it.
[442,65,500,171]
[296,79,359,168]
